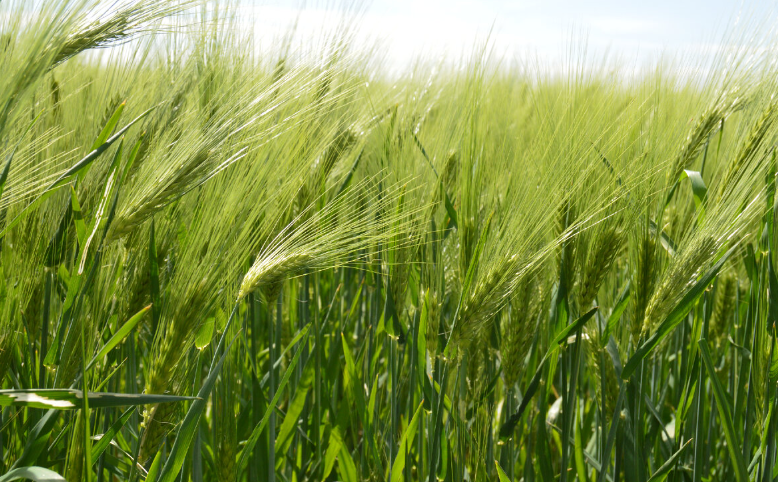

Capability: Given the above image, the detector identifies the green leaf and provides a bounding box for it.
[646,439,692,482]
[146,450,164,482]
[550,306,598,346]
[0,466,66,482]
[443,183,458,229]
[390,401,424,482]
[91,101,125,151]
[336,445,358,482]
[649,220,678,257]
[323,425,344,479]
[574,409,588,482]
[77,138,122,274]
[91,406,135,463]
[120,132,144,185]
[680,170,708,212]
[70,186,86,247]
[275,362,314,459]
[699,339,749,482]
[194,316,215,350]
[9,410,59,469]
[152,302,239,481]
[341,332,367,415]
[0,389,195,410]
[85,304,150,372]
[622,243,737,380]
[495,460,513,482]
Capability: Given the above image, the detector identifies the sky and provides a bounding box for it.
[238,0,778,73]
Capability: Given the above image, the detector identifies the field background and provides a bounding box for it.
[1,1,778,481]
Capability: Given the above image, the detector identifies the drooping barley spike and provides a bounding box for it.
[241,253,312,301]
[632,232,657,345]
[557,198,578,292]
[579,226,624,310]
[668,89,741,186]
[140,398,182,465]
[501,277,540,388]
[718,98,778,200]
[108,146,214,241]
[752,305,777,428]
[644,235,717,337]
[453,251,547,350]
[710,273,736,351]
[424,287,441,358]
[586,337,619,423]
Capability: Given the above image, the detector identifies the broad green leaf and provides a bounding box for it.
[0,389,195,410]
[78,138,122,274]
[649,219,678,257]
[91,101,125,151]
[194,316,215,350]
[9,410,59,469]
[275,362,314,459]
[646,439,692,482]
[85,304,150,372]
[336,445,358,482]
[323,425,344,479]
[390,401,424,482]
[574,409,588,482]
[495,460,512,482]
[120,132,144,185]
[146,450,164,482]
[341,332,367,415]
[70,186,86,247]
[0,466,66,482]
[91,406,135,463]
[680,169,708,212]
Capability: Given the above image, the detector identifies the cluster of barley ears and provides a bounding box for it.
[4,2,778,482]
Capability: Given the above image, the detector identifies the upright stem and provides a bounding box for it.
[39,268,52,389]
[268,290,282,482]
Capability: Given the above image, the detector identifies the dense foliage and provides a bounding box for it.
[2,1,778,481]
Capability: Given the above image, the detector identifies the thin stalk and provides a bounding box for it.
[39,268,52,389]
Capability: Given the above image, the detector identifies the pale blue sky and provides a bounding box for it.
[239,1,777,71]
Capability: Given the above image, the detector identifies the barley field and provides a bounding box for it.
[1,1,778,481]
